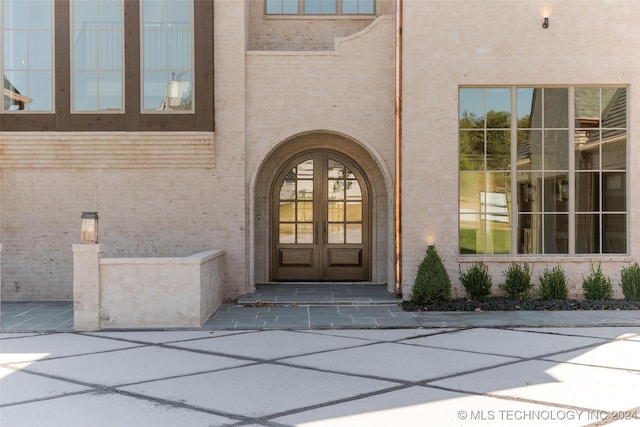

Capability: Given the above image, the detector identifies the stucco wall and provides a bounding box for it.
[401,0,640,298]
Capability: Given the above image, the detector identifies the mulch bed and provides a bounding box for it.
[402,297,640,312]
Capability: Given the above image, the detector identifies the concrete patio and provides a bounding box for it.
[2,284,640,426]
[2,326,640,426]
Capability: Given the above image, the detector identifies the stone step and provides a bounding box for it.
[237,283,400,306]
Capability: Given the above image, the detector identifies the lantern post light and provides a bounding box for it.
[80,212,99,244]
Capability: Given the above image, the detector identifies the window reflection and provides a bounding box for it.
[266,0,374,15]
[142,0,193,112]
[461,86,627,255]
[343,0,374,14]
[2,0,53,111]
[515,89,569,254]
[326,159,363,245]
[305,0,336,14]
[72,0,123,111]
[278,159,314,244]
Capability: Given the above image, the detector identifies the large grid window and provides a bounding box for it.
[459,86,627,256]
[2,0,54,112]
[142,0,193,112]
[266,0,374,15]
[1,0,213,131]
[72,0,123,112]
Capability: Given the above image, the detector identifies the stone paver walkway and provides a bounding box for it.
[2,283,640,332]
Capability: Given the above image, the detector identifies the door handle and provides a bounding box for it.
[323,222,327,244]
[314,221,318,244]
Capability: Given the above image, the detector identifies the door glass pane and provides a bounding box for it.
[297,159,313,177]
[279,202,294,222]
[297,201,313,222]
[297,180,313,200]
[328,224,344,244]
[328,159,344,178]
[346,224,362,244]
[142,0,193,112]
[346,202,362,222]
[278,159,315,245]
[346,179,361,199]
[280,171,296,200]
[279,224,295,244]
[328,202,344,222]
[297,224,313,244]
[328,179,345,200]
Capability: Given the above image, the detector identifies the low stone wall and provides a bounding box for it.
[73,245,225,331]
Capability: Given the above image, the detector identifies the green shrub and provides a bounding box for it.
[499,262,533,300]
[581,263,614,300]
[538,265,568,300]
[459,262,492,300]
[620,263,640,302]
[411,245,451,304]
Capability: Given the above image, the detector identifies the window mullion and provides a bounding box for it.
[510,87,518,256]
[568,87,576,255]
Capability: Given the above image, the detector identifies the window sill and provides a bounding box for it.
[458,254,632,263]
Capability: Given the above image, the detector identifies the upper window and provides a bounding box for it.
[459,86,627,256]
[1,0,213,131]
[142,0,193,112]
[266,0,374,15]
[2,0,54,112]
[72,0,124,112]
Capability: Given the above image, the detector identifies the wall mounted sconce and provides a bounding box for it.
[80,212,99,244]
[522,183,534,203]
[542,17,549,29]
[556,180,569,202]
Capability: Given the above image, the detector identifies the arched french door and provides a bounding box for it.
[271,150,371,281]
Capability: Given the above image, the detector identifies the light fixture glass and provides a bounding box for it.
[80,212,99,243]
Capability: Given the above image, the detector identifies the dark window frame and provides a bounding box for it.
[0,0,214,132]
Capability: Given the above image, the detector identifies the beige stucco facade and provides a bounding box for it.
[2,0,640,302]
